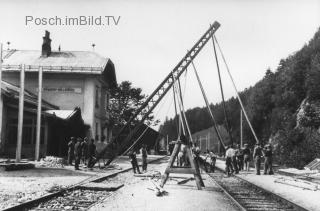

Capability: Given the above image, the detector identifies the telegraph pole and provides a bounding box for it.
[240,110,243,148]
[35,67,43,161]
[16,64,25,162]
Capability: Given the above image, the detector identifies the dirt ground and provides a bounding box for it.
[91,160,241,211]
[0,155,163,210]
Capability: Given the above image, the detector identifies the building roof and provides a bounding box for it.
[3,50,107,72]
[1,80,59,110]
[2,50,117,87]
[45,110,78,120]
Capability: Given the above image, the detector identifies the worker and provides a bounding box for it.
[81,137,88,165]
[225,145,234,176]
[74,137,82,170]
[253,143,263,175]
[209,151,216,173]
[263,144,274,175]
[243,144,251,171]
[141,144,148,172]
[87,139,96,169]
[236,144,244,171]
[193,143,201,172]
[232,145,239,174]
[67,137,75,165]
[129,150,141,174]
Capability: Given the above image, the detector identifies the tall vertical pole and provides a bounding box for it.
[240,110,243,148]
[35,67,43,161]
[166,135,169,154]
[207,132,210,151]
[16,64,25,162]
[0,43,3,148]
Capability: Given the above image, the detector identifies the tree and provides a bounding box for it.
[109,81,159,136]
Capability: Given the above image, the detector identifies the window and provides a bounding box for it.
[6,118,45,146]
[105,92,110,111]
[95,86,100,108]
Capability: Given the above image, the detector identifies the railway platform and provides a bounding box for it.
[214,159,320,211]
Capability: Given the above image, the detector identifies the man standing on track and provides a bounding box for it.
[253,143,263,175]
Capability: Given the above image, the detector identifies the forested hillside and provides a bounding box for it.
[159,27,320,168]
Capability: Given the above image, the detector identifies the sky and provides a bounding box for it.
[0,0,319,128]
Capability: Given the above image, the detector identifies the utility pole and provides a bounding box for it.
[166,135,169,154]
[16,64,25,162]
[207,132,210,151]
[35,67,43,161]
[0,43,3,148]
[240,110,243,148]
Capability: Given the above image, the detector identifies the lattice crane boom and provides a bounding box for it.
[91,21,221,166]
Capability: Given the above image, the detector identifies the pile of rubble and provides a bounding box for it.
[37,156,65,168]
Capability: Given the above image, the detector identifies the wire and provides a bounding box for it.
[213,35,260,144]
[190,60,226,149]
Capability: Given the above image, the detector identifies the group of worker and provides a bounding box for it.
[67,137,96,170]
[225,143,274,176]
[128,144,148,174]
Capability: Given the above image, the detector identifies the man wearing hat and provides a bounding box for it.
[263,144,274,175]
[253,143,263,175]
[74,137,82,170]
[225,145,234,176]
[67,137,75,165]
[243,144,251,171]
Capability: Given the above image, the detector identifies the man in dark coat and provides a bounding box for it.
[253,143,263,175]
[87,139,96,169]
[263,144,274,175]
[67,137,75,165]
[81,137,88,165]
[74,138,82,170]
[243,144,251,171]
[129,150,141,174]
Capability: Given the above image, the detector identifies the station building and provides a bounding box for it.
[2,31,117,149]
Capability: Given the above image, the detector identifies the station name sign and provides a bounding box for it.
[38,87,82,93]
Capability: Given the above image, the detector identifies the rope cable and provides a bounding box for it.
[190,60,226,149]
[213,35,260,144]
[212,37,234,145]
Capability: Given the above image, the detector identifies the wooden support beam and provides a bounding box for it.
[16,64,25,162]
[35,67,43,161]
[165,167,196,175]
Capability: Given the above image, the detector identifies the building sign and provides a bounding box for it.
[41,87,82,93]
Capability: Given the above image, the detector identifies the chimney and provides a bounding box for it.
[41,30,51,57]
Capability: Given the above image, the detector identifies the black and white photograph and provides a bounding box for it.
[0,0,320,210]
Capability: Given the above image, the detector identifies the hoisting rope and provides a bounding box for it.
[213,35,260,144]
[190,60,226,149]
[172,72,194,145]
[211,37,234,145]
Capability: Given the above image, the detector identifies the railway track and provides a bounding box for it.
[3,156,167,211]
[206,168,308,211]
